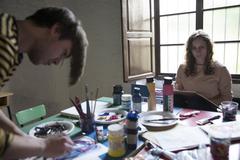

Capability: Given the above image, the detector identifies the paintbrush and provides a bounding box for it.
[93,88,99,115]
[85,85,91,118]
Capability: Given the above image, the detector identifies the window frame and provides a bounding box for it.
[155,0,240,83]
[121,0,240,83]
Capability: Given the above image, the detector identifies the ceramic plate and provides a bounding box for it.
[95,108,127,124]
[139,111,178,128]
[29,120,75,138]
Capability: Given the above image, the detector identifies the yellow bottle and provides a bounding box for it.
[108,124,125,157]
[146,76,156,111]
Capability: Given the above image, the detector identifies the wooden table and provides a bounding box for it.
[0,92,13,120]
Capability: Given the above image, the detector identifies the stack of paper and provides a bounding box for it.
[141,124,210,151]
[200,121,240,141]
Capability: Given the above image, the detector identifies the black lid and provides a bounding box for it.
[113,85,123,92]
[164,77,173,84]
[156,75,164,80]
[146,76,154,83]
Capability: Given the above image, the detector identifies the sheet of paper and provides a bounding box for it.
[54,136,108,160]
[200,121,240,141]
[142,124,210,151]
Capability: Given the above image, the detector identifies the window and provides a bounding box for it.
[121,0,240,83]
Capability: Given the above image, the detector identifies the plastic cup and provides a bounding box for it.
[79,114,95,134]
[221,101,238,121]
[210,128,231,160]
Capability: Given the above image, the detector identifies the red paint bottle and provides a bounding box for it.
[163,77,173,112]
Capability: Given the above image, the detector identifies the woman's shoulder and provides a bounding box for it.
[213,61,226,68]
[178,64,186,69]
[213,61,230,73]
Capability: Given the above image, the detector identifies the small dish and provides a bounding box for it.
[95,109,127,124]
[139,111,178,128]
[29,120,75,138]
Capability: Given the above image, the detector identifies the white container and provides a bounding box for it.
[121,94,132,111]
[108,124,125,157]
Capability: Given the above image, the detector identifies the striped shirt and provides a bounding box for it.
[0,13,22,87]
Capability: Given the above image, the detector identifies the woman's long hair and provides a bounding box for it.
[184,30,215,76]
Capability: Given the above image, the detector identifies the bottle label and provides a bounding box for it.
[122,100,132,111]
[113,94,121,106]
[163,95,173,112]
[133,103,141,113]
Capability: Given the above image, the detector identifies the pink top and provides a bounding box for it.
[175,61,232,105]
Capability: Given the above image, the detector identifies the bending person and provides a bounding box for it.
[0,7,88,159]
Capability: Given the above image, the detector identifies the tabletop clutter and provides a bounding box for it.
[68,77,239,160]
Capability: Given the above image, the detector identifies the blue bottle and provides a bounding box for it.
[132,87,142,113]
[126,111,138,150]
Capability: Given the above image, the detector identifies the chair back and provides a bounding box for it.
[15,104,46,127]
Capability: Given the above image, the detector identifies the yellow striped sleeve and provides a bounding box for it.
[0,14,7,36]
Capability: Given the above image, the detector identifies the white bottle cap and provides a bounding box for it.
[121,94,132,101]
[108,124,124,136]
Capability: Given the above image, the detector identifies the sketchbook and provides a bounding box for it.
[141,124,210,151]
[174,90,219,112]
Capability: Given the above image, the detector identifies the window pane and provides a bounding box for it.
[213,0,227,8]
[213,43,225,64]
[166,16,178,44]
[204,0,240,9]
[226,8,240,40]
[226,0,240,6]
[160,13,195,44]
[225,43,238,73]
[168,46,179,73]
[189,14,196,35]
[160,0,195,15]
[212,9,225,41]
[160,17,168,44]
[161,45,185,73]
[204,0,226,9]
[160,0,178,15]
[204,0,214,9]
[128,0,150,31]
[238,44,240,73]
[178,14,196,43]
[178,45,186,66]
[160,0,168,15]
[161,46,168,72]
[203,11,213,39]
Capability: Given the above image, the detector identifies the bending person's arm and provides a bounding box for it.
[3,134,73,159]
[0,110,25,136]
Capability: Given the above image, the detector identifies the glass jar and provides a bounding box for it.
[108,124,125,157]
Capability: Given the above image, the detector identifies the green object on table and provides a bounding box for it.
[21,114,82,138]
[15,104,46,127]
[97,97,113,104]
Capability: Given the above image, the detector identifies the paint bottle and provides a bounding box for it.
[163,77,174,112]
[108,124,125,157]
[146,76,156,111]
[132,87,142,113]
[121,94,132,111]
[126,110,138,150]
[113,85,123,106]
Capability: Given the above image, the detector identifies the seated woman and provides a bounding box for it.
[175,30,232,105]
